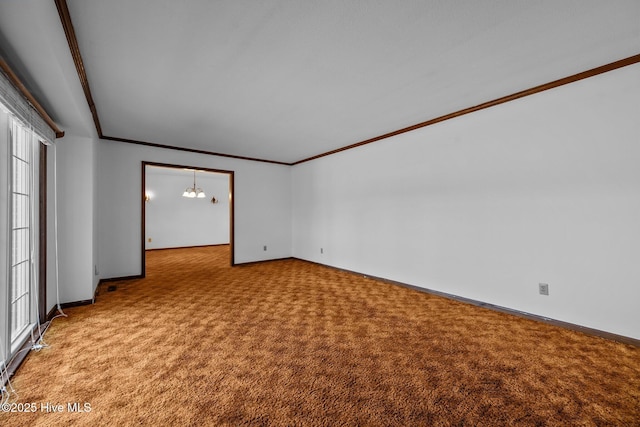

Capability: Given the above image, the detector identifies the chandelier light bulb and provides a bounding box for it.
[182,170,212,200]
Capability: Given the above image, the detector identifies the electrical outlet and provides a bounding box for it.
[94,265,99,276]
[263,245,267,251]
[320,248,323,254]
[539,283,549,296]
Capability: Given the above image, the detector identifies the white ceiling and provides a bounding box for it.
[1,1,639,164]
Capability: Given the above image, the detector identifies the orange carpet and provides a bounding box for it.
[1,245,638,426]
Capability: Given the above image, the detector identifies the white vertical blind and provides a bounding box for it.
[9,119,34,348]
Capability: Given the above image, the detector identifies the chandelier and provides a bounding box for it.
[182,170,206,198]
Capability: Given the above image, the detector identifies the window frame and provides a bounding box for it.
[1,112,46,365]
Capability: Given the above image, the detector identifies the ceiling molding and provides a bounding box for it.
[102,135,290,166]
[55,2,639,166]
[54,0,102,137]
[293,52,640,165]
[0,58,65,138]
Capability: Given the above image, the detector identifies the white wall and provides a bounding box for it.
[292,63,640,340]
[46,143,58,313]
[98,141,291,278]
[93,135,100,291]
[145,167,230,249]
[51,134,98,305]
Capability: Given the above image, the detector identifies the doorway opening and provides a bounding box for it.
[141,161,234,277]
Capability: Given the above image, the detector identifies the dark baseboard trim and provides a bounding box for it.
[61,299,94,309]
[395,282,640,348]
[46,305,58,321]
[46,299,94,321]
[99,275,144,283]
[234,257,293,267]
[145,243,230,251]
[293,258,640,348]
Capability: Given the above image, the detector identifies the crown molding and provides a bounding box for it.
[102,135,290,165]
[293,53,640,165]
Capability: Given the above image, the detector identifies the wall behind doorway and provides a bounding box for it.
[145,166,230,249]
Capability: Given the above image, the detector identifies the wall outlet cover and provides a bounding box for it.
[539,283,549,296]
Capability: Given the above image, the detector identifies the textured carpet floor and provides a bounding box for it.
[1,246,639,426]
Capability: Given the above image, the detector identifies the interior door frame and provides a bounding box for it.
[141,161,235,277]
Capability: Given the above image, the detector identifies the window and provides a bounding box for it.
[0,110,46,369]
[9,118,36,352]
[0,63,56,380]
